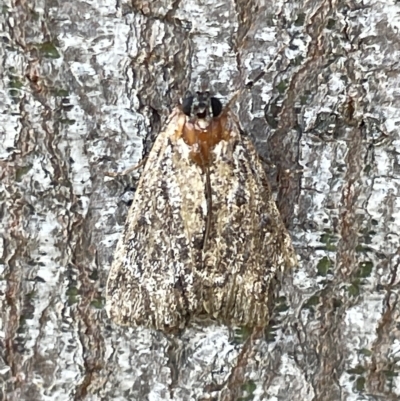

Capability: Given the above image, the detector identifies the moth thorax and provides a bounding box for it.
[181,92,229,167]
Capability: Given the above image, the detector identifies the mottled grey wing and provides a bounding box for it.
[196,117,297,327]
[106,109,207,331]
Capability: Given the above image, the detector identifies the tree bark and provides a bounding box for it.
[1,0,399,400]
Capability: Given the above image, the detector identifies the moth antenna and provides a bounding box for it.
[225,88,241,111]
[225,44,285,111]
[105,157,148,177]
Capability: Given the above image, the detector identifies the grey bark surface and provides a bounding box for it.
[1,0,399,400]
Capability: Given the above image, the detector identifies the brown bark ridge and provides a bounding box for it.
[1,0,399,400]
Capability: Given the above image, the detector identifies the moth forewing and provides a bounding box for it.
[200,131,294,326]
[106,93,297,332]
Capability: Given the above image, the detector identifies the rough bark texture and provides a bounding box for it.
[1,0,400,400]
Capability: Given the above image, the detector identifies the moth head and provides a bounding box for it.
[182,91,223,122]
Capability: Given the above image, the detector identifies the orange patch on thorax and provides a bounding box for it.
[181,113,230,167]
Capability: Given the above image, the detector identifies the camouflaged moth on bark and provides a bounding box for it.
[106,92,297,332]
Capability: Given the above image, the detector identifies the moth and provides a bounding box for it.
[106,92,297,332]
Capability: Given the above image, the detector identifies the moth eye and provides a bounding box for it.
[210,97,222,117]
[182,96,194,116]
